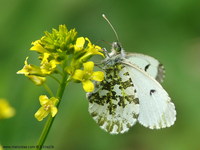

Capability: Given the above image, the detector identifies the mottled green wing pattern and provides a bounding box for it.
[87,64,139,134]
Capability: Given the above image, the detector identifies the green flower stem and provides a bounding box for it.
[43,84,54,97]
[36,74,70,150]
[49,75,61,84]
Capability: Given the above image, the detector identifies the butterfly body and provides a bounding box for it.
[87,42,176,134]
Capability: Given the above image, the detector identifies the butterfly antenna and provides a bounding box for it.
[102,14,120,42]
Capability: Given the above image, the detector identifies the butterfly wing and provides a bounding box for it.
[125,53,165,83]
[87,64,139,134]
[122,61,176,129]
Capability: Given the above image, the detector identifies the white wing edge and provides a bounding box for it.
[125,52,165,83]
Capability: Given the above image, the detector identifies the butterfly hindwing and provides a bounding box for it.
[87,64,139,134]
[125,53,165,83]
[123,61,176,129]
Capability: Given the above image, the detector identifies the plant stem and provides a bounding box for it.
[49,75,61,84]
[43,84,54,97]
[36,74,69,150]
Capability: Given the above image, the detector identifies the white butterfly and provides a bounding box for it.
[87,42,176,134]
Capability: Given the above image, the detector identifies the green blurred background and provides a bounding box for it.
[0,0,200,150]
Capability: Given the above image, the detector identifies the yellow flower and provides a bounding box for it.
[78,38,104,62]
[34,95,58,121]
[40,53,58,74]
[17,57,43,76]
[0,99,15,119]
[85,38,104,56]
[40,60,57,74]
[74,37,104,57]
[72,61,104,92]
[17,57,46,85]
[30,40,47,53]
[0,145,3,150]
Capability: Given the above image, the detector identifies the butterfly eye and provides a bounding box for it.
[112,42,122,53]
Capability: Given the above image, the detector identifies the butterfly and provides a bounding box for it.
[86,15,176,134]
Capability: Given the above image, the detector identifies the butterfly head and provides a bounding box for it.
[108,41,125,58]
[112,42,122,53]
[101,42,125,66]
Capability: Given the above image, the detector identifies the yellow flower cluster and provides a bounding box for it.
[17,25,105,121]
[0,99,15,119]
[17,25,104,88]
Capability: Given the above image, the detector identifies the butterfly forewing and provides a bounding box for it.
[123,61,176,129]
[125,53,165,83]
[87,64,139,134]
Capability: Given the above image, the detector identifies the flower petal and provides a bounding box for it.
[74,37,85,51]
[39,95,49,105]
[16,58,30,75]
[50,97,59,105]
[50,106,58,117]
[85,38,104,57]
[17,68,29,75]
[34,107,49,121]
[72,69,84,81]
[28,75,46,85]
[30,40,46,53]
[83,61,94,73]
[41,53,50,64]
[82,80,94,92]
[85,37,91,44]
[91,71,104,81]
